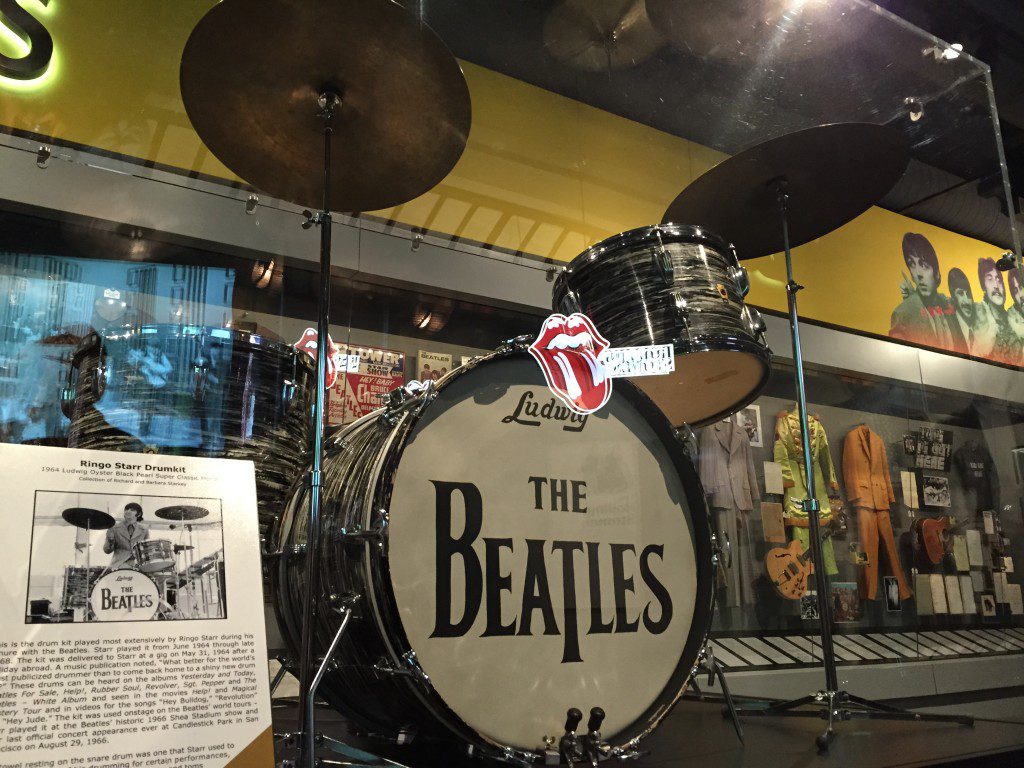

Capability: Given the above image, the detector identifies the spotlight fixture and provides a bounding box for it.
[245,194,259,214]
[35,146,50,169]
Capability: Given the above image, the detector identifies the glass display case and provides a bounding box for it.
[0,0,1022,759]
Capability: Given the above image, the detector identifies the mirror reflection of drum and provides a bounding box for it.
[272,348,714,762]
[63,324,316,543]
[552,224,771,428]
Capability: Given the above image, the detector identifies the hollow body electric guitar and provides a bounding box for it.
[764,520,839,600]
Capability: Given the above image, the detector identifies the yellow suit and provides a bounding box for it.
[773,409,839,574]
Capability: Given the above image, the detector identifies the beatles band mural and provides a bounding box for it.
[890,232,1024,366]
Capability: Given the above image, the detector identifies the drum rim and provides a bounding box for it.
[557,223,732,279]
[364,347,717,757]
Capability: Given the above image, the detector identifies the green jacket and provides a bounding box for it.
[773,409,838,520]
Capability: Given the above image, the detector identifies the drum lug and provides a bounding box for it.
[373,650,431,686]
[380,381,433,425]
[497,334,533,352]
[652,229,674,284]
[668,289,690,322]
[744,306,767,337]
[729,266,750,297]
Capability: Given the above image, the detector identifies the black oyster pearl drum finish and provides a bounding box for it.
[64,325,314,541]
[271,350,714,761]
[552,224,771,427]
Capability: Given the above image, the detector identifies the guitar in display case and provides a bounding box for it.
[764,518,841,600]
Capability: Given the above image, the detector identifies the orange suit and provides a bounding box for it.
[842,426,912,600]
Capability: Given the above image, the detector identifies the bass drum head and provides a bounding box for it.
[384,355,712,753]
[635,341,771,428]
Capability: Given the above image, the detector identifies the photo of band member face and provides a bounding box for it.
[890,232,1024,365]
[25,491,226,623]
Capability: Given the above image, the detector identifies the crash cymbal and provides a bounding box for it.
[543,0,664,72]
[662,123,909,260]
[155,505,210,521]
[180,0,471,212]
[62,507,116,530]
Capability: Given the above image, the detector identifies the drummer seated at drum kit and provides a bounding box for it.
[103,502,150,570]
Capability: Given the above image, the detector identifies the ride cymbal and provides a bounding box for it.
[662,123,909,259]
[180,0,472,212]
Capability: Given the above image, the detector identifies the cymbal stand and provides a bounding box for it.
[730,180,973,751]
[291,90,338,768]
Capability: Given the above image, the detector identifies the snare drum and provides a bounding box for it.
[64,325,315,540]
[272,348,714,761]
[133,539,175,573]
[552,224,771,427]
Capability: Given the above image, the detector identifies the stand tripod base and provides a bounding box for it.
[733,689,974,752]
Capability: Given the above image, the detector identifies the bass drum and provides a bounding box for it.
[272,349,713,760]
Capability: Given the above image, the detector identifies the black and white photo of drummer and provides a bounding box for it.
[25,491,226,624]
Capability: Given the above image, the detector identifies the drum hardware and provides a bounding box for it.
[663,123,973,751]
[497,334,534,352]
[372,650,430,685]
[337,513,388,550]
[557,708,583,767]
[580,708,609,767]
[686,647,743,744]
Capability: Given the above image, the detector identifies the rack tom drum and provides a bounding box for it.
[552,224,771,427]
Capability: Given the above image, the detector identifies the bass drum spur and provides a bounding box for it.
[272,348,714,762]
[552,224,771,427]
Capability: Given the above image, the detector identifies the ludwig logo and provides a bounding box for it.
[529,313,611,415]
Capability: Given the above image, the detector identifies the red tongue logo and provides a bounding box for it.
[293,328,341,389]
[528,313,612,414]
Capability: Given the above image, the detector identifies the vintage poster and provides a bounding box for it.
[417,350,452,383]
[0,444,272,767]
[329,345,406,425]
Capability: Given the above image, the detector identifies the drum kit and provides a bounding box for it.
[58,503,224,622]
[34,0,966,762]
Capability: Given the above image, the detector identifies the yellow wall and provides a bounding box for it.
[0,0,1010,346]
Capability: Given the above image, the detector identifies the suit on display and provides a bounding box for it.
[698,418,759,606]
[842,425,912,600]
[773,408,839,574]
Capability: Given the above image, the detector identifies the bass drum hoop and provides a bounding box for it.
[358,348,716,756]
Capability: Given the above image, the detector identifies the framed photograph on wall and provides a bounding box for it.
[831,582,862,622]
[884,576,901,612]
[922,474,951,507]
[736,404,762,448]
